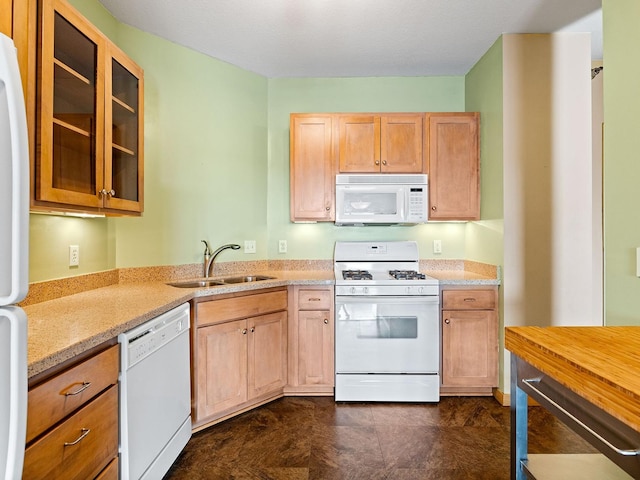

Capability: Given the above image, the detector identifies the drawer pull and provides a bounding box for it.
[64,428,91,447]
[522,378,640,457]
[63,381,92,396]
[308,297,322,301]
[463,298,477,302]
[324,318,329,324]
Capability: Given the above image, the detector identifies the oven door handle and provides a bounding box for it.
[335,296,439,305]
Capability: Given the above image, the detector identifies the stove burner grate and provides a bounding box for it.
[342,270,373,281]
[388,270,426,280]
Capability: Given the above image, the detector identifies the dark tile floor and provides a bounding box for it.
[164,396,595,480]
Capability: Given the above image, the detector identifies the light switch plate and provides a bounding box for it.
[433,240,442,254]
[244,240,256,254]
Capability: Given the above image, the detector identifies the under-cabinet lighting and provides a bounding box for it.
[31,210,106,219]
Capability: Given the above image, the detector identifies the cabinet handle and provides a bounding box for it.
[63,381,92,396]
[108,189,115,196]
[325,205,330,211]
[308,297,321,301]
[241,328,247,335]
[382,160,387,165]
[375,160,380,165]
[431,205,437,211]
[463,298,477,302]
[444,318,450,324]
[64,428,91,447]
[324,318,329,324]
[250,327,255,333]
[522,378,640,457]
[99,189,116,197]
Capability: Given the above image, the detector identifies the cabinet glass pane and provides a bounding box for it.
[111,59,138,202]
[53,13,97,195]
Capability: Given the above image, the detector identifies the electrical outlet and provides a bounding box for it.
[433,240,442,254]
[278,240,287,254]
[69,245,80,266]
[244,240,256,254]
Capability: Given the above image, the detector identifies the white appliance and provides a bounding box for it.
[334,241,440,402]
[119,303,192,480]
[335,174,428,225]
[0,32,30,480]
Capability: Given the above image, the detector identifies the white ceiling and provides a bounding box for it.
[97,0,602,78]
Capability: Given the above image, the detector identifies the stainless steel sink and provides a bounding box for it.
[219,275,275,284]
[167,275,275,288]
[167,279,225,288]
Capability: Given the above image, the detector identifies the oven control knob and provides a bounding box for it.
[351,287,356,294]
[418,286,424,294]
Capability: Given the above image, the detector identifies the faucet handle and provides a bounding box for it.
[201,240,212,256]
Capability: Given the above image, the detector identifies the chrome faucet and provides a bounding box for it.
[201,241,241,278]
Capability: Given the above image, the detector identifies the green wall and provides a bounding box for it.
[602,0,640,325]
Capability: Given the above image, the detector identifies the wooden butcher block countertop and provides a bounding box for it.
[505,326,640,433]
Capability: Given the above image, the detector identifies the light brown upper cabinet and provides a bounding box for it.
[34,0,143,215]
[426,112,479,220]
[338,114,423,173]
[290,114,335,222]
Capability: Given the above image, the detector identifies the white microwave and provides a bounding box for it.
[335,174,428,225]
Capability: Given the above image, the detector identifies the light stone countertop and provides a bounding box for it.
[24,267,497,379]
[24,270,333,379]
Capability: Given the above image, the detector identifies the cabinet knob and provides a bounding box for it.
[324,318,329,324]
[382,160,387,165]
[431,205,437,211]
[108,189,115,197]
[99,189,116,197]
[241,328,247,335]
[444,318,450,324]
[325,206,330,211]
[250,327,255,333]
[375,160,380,165]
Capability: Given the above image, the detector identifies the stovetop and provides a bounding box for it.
[334,241,439,289]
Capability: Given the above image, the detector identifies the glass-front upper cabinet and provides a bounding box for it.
[105,46,143,212]
[36,0,143,214]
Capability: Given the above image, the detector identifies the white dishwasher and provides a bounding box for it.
[119,303,192,480]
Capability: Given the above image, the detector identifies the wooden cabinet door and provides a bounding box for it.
[248,311,286,398]
[103,43,144,213]
[426,112,480,220]
[441,309,497,387]
[37,0,105,209]
[338,114,380,173]
[1,0,11,36]
[196,319,248,418]
[298,309,334,386]
[290,115,335,221]
[380,114,423,173]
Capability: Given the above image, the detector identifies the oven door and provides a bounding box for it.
[335,295,439,373]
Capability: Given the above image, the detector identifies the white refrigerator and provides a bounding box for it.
[0,32,30,480]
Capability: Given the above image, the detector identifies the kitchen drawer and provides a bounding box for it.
[298,289,332,310]
[26,344,119,443]
[95,457,118,480]
[442,289,496,310]
[197,289,287,326]
[23,385,119,480]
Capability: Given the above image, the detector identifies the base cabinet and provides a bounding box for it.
[286,286,334,395]
[192,288,288,429]
[23,344,119,480]
[441,287,498,395]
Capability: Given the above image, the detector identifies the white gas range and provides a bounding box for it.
[334,241,441,402]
